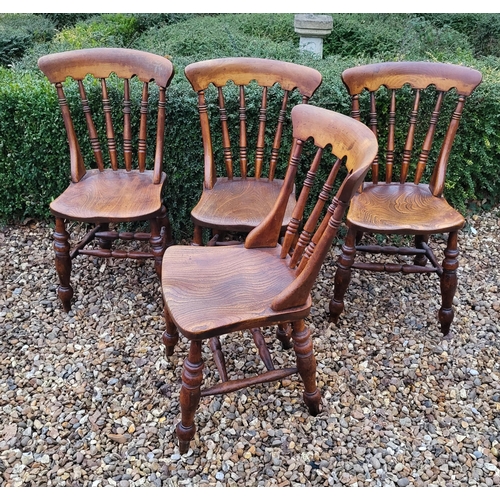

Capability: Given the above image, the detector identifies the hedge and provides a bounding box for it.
[0,14,55,67]
[1,13,499,241]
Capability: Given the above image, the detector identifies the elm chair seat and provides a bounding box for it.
[163,245,308,337]
[347,182,465,235]
[190,177,295,233]
[50,170,167,223]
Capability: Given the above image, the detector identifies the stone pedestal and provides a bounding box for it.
[294,14,333,59]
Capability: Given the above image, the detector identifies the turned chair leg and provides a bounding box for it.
[414,234,429,266]
[177,340,204,454]
[149,218,164,278]
[192,224,203,246]
[158,205,174,248]
[291,320,321,416]
[162,306,179,356]
[53,217,73,312]
[97,222,112,249]
[329,225,357,323]
[439,231,459,337]
[276,322,293,350]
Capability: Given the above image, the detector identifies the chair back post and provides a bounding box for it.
[244,138,304,249]
[194,89,217,189]
[429,94,466,197]
[53,82,87,182]
[153,86,167,184]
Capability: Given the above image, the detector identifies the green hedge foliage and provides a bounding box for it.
[12,13,196,72]
[0,69,68,219]
[36,14,95,31]
[420,13,500,58]
[323,14,476,61]
[133,14,301,66]
[1,13,499,240]
[0,14,55,67]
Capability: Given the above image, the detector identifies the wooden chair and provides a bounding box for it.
[329,61,482,336]
[184,57,322,246]
[161,104,378,453]
[38,48,175,312]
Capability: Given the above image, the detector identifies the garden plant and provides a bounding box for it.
[0,13,499,240]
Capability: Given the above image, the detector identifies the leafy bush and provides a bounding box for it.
[420,13,500,58]
[0,14,55,67]
[14,13,202,72]
[36,13,95,30]
[11,16,134,71]
[229,13,298,44]
[398,16,476,62]
[0,68,68,220]
[325,14,407,58]
[324,13,475,62]
[52,14,139,49]
[0,13,499,240]
[133,13,195,32]
[133,14,301,64]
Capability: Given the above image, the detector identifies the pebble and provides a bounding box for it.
[0,208,499,486]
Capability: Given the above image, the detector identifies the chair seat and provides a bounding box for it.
[347,182,465,234]
[191,177,296,232]
[161,244,311,339]
[50,169,166,223]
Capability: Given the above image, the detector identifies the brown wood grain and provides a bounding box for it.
[162,244,309,338]
[38,48,174,88]
[347,182,465,234]
[342,61,482,95]
[185,57,322,96]
[50,170,166,223]
[190,177,296,232]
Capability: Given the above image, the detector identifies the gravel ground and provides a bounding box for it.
[0,206,499,487]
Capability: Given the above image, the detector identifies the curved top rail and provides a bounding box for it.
[342,61,482,96]
[291,104,378,178]
[185,57,322,97]
[38,48,175,88]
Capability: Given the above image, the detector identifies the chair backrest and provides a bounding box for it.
[184,57,322,189]
[341,61,482,197]
[245,104,378,310]
[38,48,175,184]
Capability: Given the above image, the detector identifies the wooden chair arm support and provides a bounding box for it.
[429,96,466,197]
[245,140,303,249]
